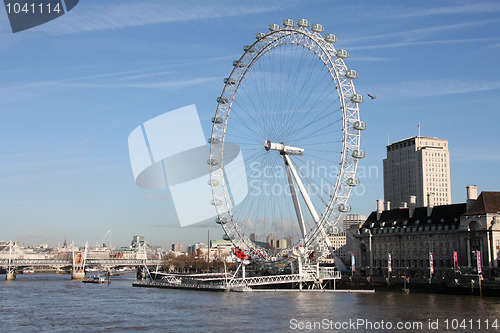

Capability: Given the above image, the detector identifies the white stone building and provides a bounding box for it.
[383,136,451,208]
[355,187,500,278]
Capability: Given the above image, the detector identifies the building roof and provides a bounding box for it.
[387,136,440,147]
[361,203,466,229]
[466,192,500,215]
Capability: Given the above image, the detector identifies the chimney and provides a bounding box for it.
[427,193,434,216]
[377,199,384,220]
[466,185,478,211]
[409,196,417,218]
[400,202,408,209]
[384,201,391,211]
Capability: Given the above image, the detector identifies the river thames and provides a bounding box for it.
[1,273,499,332]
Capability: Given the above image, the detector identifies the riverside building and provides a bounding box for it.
[355,187,500,278]
[383,136,451,208]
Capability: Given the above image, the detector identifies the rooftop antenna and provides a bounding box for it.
[387,132,390,145]
[418,123,421,148]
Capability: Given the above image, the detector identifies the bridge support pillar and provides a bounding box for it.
[71,270,85,280]
[136,267,146,280]
[6,271,16,280]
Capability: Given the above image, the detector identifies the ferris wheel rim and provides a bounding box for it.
[209,19,364,263]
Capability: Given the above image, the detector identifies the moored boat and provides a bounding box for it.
[82,275,110,284]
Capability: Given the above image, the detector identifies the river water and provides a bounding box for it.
[1,273,499,332]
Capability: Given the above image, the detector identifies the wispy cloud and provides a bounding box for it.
[376,79,500,97]
[348,3,500,23]
[348,37,500,51]
[394,3,500,19]
[454,146,500,162]
[351,56,396,62]
[348,18,500,43]
[0,55,233,101]
[39,1,281,34]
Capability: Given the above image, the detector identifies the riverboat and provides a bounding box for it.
[82,275,110,284]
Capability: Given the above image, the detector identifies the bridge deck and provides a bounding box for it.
[0,259,161,268]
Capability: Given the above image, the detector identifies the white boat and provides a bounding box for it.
[82,275,110,284]
[22,267,34,274]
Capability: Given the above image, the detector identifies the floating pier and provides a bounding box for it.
[132,265,366,292]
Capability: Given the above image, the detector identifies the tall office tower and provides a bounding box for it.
[342,214,367,231]
[342,214,367,264]
[383,136,451,207]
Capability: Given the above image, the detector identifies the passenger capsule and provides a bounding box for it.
[346,177,360,186]
[255,32,266,39]
[207,159,218,166]
[324,33,337,43]
[216,96,229,104]
[297,19,310,27]
[336,49,349,59]
[215,217,226,225]
[350,94,364,103]
[327,226,338,235]
[211,117,223,124]
[352,120,367,130]
[311,23,324,33]
[224,77,236,85]
[211,199,222,206]
[208,179,219,186]
[268,23,280,32]
[232,60,245,68]
[208,137,220,144]
[243,45,254,52]
[338,203,352,212]
[345,69,358,79]
[351,149,365,159]
[282,19,295,27]
[223,234,231,241]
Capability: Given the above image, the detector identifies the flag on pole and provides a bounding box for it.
[429,252,434,275]
[453,251,459,273]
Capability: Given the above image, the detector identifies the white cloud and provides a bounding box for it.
[348,37,499,51]
[39,1,281,34]
[348,18,500,43]
[376,79,500,97]
[454,146,500,162]
[393,3,500,18]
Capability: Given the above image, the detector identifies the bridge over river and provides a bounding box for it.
[0,242,162,280]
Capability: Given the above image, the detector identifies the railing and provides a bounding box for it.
[319,267,341,279]
[0,258,162,267]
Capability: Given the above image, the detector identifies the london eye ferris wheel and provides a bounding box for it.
[208,19,366,264]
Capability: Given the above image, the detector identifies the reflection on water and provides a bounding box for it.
[1,274,499,332]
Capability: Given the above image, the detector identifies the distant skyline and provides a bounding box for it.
[1,0,500,249]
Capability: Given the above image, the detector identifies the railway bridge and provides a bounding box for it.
[0,242,161,280]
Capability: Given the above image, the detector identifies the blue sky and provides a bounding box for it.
[1,0,499,249]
